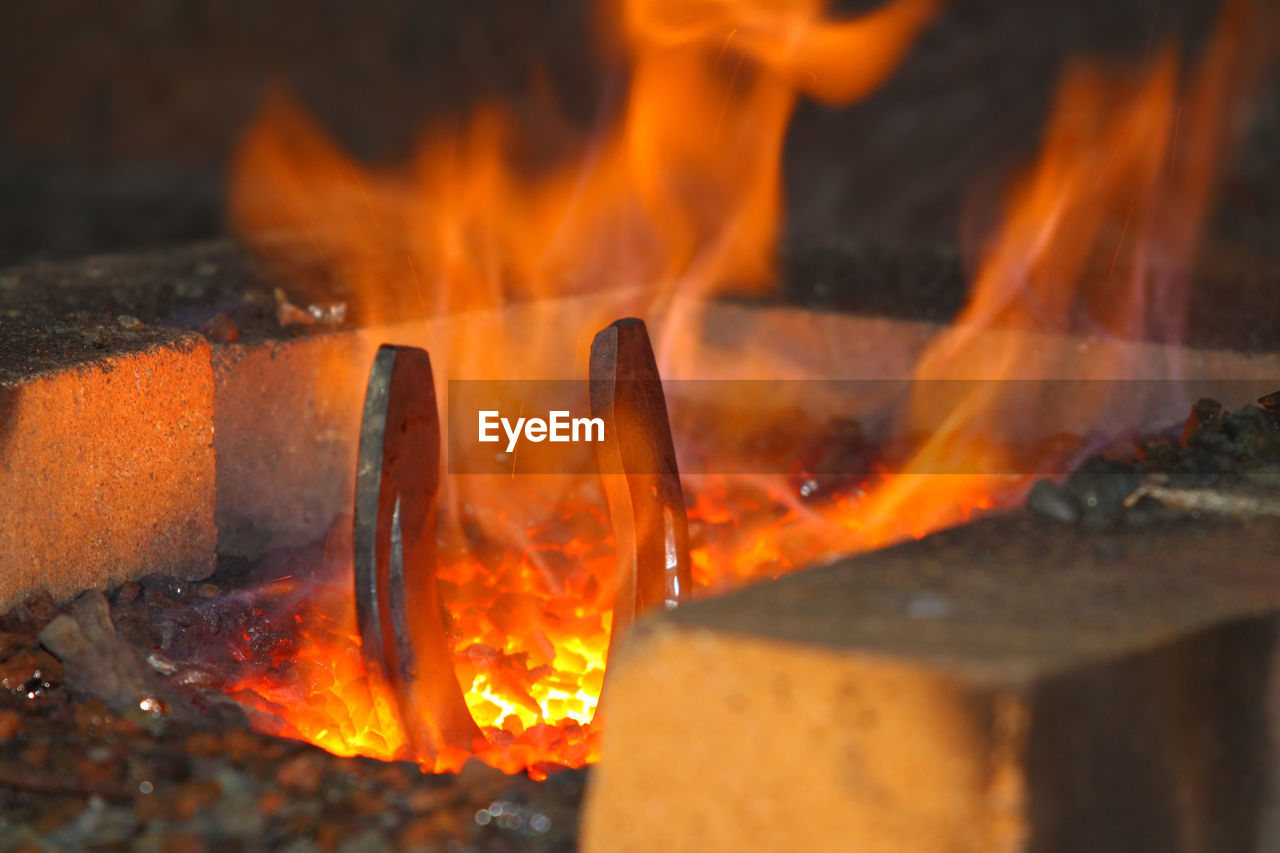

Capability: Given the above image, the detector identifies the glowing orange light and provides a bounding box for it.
[226,0,938,776]
[223,0,1268,777]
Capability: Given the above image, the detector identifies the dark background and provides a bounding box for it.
[0,0,1275,273]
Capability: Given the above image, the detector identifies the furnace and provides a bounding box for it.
[0,0,1278,849]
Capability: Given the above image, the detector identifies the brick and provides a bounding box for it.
[8,243,1279,565]
[210,293,674,556]
[0,317,214,605]
[0,243,370,561]
[4,240,1280,591]
[212,332,371,556]
[583,513,1280,853]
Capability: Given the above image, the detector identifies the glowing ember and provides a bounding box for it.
[226,0,939,775]
[223,0,1270,778]
[226,470,993,779]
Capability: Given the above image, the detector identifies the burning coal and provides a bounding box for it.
[223,0,1274,776]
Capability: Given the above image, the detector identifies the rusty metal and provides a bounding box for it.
[589,318,692,656]
[353,344,481,761]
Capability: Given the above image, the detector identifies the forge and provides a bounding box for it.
[2,236,1279,849]
[2,0,1280,849]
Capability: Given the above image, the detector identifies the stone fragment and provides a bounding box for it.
[1025,478,1078,523]
[39,591,194,724]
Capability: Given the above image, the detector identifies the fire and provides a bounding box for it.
[848,0,1272,546]
[229,0,938,326]
[224,0,1270,777]
[228,584,410,763]
[227,0,938,776]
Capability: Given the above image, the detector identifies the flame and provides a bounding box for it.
[847,0,1272,547]
[227,0,937,776]
[223,0,1270,777]
[230,0,938,326]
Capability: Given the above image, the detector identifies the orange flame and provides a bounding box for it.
[224,0,1270,777]
[230,0,938,324]
[849,0,1273,546]
[227,0,938,776]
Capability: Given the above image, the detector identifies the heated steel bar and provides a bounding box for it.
[353,344,481,760]
[589,318,693,659]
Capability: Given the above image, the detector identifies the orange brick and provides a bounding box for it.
[212,332,370,557]
[584,514,1280,852]
[0,329,214,604]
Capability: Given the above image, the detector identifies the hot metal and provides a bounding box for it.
[353,344,481,761]
[589,318,693,659]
